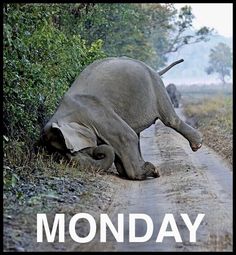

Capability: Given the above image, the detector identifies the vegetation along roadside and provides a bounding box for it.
[182,91,232,166]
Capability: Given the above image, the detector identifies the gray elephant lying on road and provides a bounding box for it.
[41,57,202,180]
[166,83,181,108]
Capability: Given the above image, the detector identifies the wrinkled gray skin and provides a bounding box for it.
[41,57,202,180]
[166,83,182,108]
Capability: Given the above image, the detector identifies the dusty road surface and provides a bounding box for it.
[78,108,232,252]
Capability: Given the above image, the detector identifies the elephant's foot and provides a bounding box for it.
[141,161,160,179]
[190,142,202,152]
[131,162,160,180]
[115,158,160,180]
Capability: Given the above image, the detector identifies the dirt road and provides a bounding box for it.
[78,108,232,252]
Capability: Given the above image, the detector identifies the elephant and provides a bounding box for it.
[166,83,182,108]
[40,57,202,180]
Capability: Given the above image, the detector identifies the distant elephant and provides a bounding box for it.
[166,83,181,108]
[41,57,202,180]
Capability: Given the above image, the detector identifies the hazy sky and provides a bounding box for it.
[174,3,232,37]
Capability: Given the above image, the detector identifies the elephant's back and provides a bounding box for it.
[69,57,155,95]
[85,58,153,94]
[67,57,159,131]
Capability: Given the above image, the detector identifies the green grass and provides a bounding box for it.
[183,95,232,131]
[3,138,95,193]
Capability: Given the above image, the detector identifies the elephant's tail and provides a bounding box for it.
[158,59,184,76]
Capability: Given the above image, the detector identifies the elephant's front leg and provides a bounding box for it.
[113,133,142,178]
[87,108,159,180]
[112,129,160,180]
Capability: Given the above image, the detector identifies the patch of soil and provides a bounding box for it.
[3,165,121,252]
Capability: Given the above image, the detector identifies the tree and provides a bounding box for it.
[64,3,212,69]
[164,6,213,53]
[205,42,232,84]
[65,4,159,65]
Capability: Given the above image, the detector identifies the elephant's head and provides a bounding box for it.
[41,121,115,171]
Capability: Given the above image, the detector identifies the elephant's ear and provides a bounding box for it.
[52,122,97,153]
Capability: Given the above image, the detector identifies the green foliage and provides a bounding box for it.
[205,42,232,83]
[64,3,211,69]
[3,4,106,141]
[183,95,232,165]
[66,3,158,65]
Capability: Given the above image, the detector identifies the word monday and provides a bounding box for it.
[37,213,205,243]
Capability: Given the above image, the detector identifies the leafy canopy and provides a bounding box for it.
[205,43,232,84]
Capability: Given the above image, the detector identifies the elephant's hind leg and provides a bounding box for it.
[157,89,202,151]
[156,77,202,151]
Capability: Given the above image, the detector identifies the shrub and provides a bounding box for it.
[3,4,106,143]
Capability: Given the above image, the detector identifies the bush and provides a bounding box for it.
[3,4,106,143]
[183,95,232,165]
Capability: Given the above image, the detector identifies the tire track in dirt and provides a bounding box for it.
[76,108,232,252]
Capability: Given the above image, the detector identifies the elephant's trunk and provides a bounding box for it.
[67,144,115,171]
[91,145,115,170]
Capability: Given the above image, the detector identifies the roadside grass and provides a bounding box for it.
[4,139,79,185]
[3,138,111,211]
[182,95,232,166]
[3,136,110,183]
[3,139,117,251]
